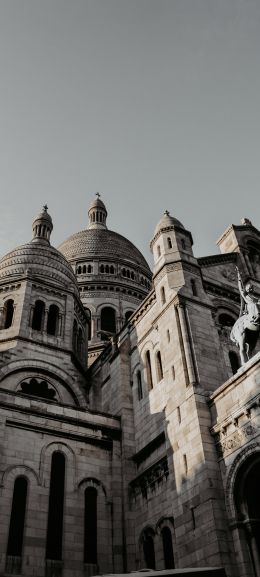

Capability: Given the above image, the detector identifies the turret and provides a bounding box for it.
[31,204,53,243]
[87,193,107,230]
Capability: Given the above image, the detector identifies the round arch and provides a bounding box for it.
[0,360,86,407]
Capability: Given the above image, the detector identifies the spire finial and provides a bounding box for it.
[87,194,108,230]
[164,210,169,216]
[31,205,53,244]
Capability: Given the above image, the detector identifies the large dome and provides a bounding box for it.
[0,242,77,289]
[58,228,150,274]
[57,196,152,362]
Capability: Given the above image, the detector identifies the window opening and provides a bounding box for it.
[191,279,197,296]
[46,452,65,561]
[145,350,153,390]
[4,299,14,329]
[161,286,166,305]
[143,534,155,569]
[156,351,163,382]
[167,237,172,249]
[137,370,143,400]
[47,305,59,336]
[32,300,45,331]
[100,307,116,338]
[162,527,175,569]
[6,476,28,567]
[84,487,97,564]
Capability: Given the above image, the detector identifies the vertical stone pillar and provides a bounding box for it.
[176,303,197,386]
[43,309,48,332]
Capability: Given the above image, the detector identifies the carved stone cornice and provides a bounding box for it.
[129,456,169,500]
[198,253,237,267]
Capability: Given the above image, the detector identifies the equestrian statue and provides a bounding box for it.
[230,267,260,365]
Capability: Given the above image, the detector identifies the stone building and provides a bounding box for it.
[0,198,260,577]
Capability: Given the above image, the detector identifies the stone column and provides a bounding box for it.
[176,303,197,386]
[43,309,48,332]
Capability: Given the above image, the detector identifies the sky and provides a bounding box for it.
[0,0,260,267]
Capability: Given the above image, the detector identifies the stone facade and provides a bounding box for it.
[0,200,260,577]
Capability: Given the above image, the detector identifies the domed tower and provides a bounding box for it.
[150,209,204,303]
[0,206,88,406]
[58,195,152,364]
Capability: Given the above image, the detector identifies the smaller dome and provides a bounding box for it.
[87,193,108,230]
[32,204,53,244]
[154,210,184,236]
[88,194,107,212]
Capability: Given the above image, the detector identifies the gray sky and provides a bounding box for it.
[0,0,260,266]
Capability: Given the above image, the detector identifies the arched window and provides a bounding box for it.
[47,305,59,336]
[100,307,116,338]
[46,452,65,562]
[143,532,155,569]
[125,310,133,322]
[137,370,143,400]
[110,265,114,274]
[84,487,97,564]
[229,351,240,375]
[219,313,235,327]
[105,265,109,274]
[87,265,92,274]
[160,286,166,305]
[181,238,186,250]
[6,476,28,573]
[247,240,260,269]
[3,299,14,329]
[77,327,83,357]
[157,245,161,258]
[161,527,175,569]
[122,268,126,277]
[127,270,130,278]
[145,350,153,390]
[191,279,197,296]
[156,351,163,382]
[167,237,172,249]
[83,265,86,274]
[73,319,78,350]
[78,266,82,274]
[100,264,104,274]
[85,308,92,341]
[32,300,45,331]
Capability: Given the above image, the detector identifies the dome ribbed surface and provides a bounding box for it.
[0,241,78,288]
[58,228,151,272]
[154,212,184,235]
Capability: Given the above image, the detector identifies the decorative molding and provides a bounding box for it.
[203,281,240,303]
[129,456,169,500]
[215,422,258,459]
[5,419,114,449]
[198,253,237,267]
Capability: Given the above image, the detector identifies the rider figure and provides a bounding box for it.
[231,267,260,365]
[236,267,260,325]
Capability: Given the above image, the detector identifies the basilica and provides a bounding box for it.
[0,196,259,577]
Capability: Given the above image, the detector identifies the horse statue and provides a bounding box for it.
[230,267,260,365]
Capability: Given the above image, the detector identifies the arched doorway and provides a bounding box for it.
[234,455,260,576]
